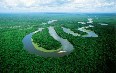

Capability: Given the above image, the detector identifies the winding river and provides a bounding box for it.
[22,18,98,57]
[22,27,74,57]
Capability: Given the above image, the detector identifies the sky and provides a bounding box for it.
[0,0,116,13]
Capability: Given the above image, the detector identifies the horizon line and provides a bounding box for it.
[0,12,116,14]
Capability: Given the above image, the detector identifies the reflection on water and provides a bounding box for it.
[99,23,108,25]
[48,20,57,24]
[78,26,98,37]
[22,19,99,57]
[33,28,44,34]
[83,31,98,37]
[87,18,93,24]
[62,27,80,36]
[78,22,86,24]
[48,26,74,52]
[22,27,74,57]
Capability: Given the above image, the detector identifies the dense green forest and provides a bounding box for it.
[0,13,116,73]
[32,28,61,50]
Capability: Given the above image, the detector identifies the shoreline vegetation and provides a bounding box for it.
[32,28,61,50]
[31,38,62,52]
[0,13,115,73]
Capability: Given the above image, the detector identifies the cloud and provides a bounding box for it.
[0,0,116,13]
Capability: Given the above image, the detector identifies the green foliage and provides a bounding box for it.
[32,28,61,50]
[0,13,116,73]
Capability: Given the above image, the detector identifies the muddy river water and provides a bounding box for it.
[22,27,74,57]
